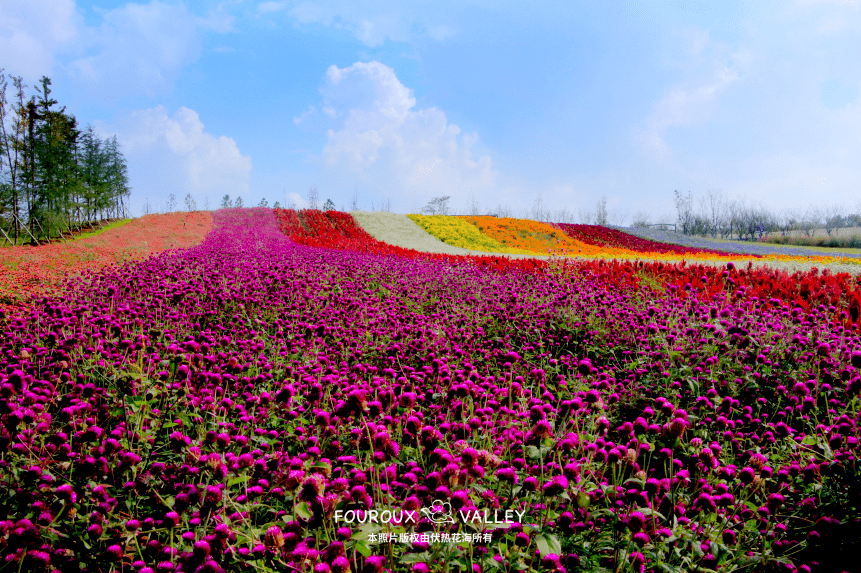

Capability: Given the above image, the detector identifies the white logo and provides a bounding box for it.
[420,500,455,524]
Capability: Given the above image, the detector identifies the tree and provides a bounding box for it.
[307,186,319,210]
[350,185,359,211]
[467,193,480,216]
[422,195,451,215]
[595,195,608,226]
[185,193,197,211]
[674,190,694,235]
[166,193,177,212]
[323,199,335,211]
[220,195,232,209]
[0,69,26,242]
[235,196,244,208]
[822,203,844,236]
[258,197,269,207]
[631,211,651,228]
[272,201,281,209]
[531,195,546,222]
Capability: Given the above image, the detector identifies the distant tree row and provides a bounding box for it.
[668,189,861,240]
[0,71,131,245]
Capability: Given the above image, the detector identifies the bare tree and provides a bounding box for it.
[822,203,844,236]
[576,207,593,224]
[594,196,608,226]
[530,195,547,222]
[631,211,651,228]
[467,193,481,216]
[203,196,211,211]
[184,193,197,211]
[166,193,177,212]
[799,207,821,238]
[422,196,451,215]
[235,197,244,208]
[494,203,512,218]
[307,186,319,210]
[350,185,359,211]
[608,207,629,226]
[701,189,726,238]
[674,190,694,234]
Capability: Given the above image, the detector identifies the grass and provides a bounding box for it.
[0,218,132,247]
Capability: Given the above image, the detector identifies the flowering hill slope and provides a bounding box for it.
[2,208,860,573]
[0,211,212,313]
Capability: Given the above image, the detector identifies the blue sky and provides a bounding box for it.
[2,0,860,222]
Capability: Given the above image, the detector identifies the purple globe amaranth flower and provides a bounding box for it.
[263,525,284,549]
[363,555,386,573]
[627,511,645,532]
[332,556,350,573]
[497,467,518,484]
[542,475,569,497]
[632,532,650,547]
[56,484,76,503]
[577,359,592,376]
[739,467,756,484]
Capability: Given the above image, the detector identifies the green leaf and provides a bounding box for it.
[399,552,431,564]
[576,491,590,508]
[534,533,562,557]
[295,501,313,520]
[355,540,372,558]
[352,523,383,542]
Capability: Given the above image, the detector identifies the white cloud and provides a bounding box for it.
[0,0,232,97]
[285,192,309,208]
[633,28,746,162]
[255,0,455,46]
[307,61,497,207]
[96,106,252,208]
[68,1,203,97]
[0,0,80,77]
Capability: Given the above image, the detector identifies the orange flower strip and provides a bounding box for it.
[0,211,213,313]
[461,215,632,257]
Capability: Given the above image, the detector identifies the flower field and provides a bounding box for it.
[1,207,861,573]
[0,212,213,314]
[408,215,538,255]
[552,224,733,258]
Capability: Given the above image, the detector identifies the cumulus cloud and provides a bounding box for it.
[305,61,497,207]
[68,1,204,97]
[0,0,231,97]
[96,106,252,209]
[0,0,80,77]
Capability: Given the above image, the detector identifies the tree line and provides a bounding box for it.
[0,70,131,245]
[669,190,861,240]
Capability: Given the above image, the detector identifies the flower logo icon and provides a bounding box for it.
[420,500,455,524]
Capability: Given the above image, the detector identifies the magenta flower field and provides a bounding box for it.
[1,208,860,573]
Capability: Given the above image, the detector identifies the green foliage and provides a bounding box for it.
[0,72,131,243]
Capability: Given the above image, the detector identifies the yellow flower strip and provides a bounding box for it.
[408,214,536,255]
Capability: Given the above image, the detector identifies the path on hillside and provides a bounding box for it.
[616,226,861,259]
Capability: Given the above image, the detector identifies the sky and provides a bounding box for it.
[2,0,860,222]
